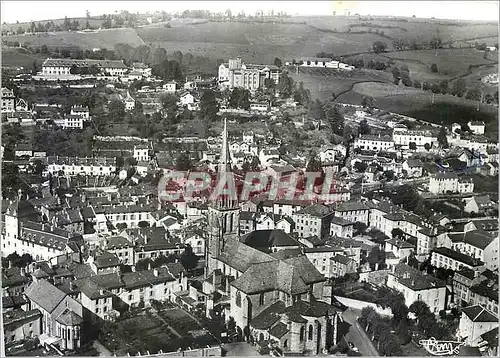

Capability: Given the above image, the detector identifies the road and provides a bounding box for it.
[342,308,379,357]
[93,339,112,356]
[223,342,260,356]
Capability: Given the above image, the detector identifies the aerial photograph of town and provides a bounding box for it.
[0,0,498,356]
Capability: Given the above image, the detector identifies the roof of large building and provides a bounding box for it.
[42,58,128,69]
[462,305,498,322]
[334,201,370,212]
[2,267,29,288]
[448,230,495,250]
[295,204,333,218]
[241,230,301,251]
[217,238,277,273]
[56,308,83,326]
[390,263,446,291]
[432,247,485,267]
[122,265,184,290]
[25,279,67,313]
[231,255,324,295]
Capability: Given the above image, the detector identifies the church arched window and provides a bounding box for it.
[300,326,305,341]
[308,325,313,340]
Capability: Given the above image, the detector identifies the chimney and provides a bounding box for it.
[20,267,26,276]
[131,266,136,272]
[153,268,159,277]
[391,264,396,274]
[8,260,13,269]
[147,262,151,271]
[411,280,415,286]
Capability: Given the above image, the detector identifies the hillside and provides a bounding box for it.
[4,28,144,50]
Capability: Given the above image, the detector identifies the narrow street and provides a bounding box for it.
[342,308,379,356]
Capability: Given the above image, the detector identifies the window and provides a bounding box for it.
[236,291,242,307]
[300,327,305,342]
[96,308,99,314]
[308,325,313,340]
[259,293,265,306]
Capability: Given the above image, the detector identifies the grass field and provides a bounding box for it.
[1,48,48,68]
[307,16,498,43]
[137,21,390,63]
[451,63,498,95]
[4,28,144,50]
[158,308,202,336]
[384,48,496,79]
[290,69,392,102]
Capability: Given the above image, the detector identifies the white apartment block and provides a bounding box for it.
[429,172,474,194]
[392,126,437,148]
[46,157,117,176]
[354,134,394,152]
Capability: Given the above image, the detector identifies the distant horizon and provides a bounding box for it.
[1,1,499,24]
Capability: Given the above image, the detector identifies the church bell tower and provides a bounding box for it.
[206,119,241,277]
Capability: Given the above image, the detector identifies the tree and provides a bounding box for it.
[465,87,482,101]
[409,142,417,150]
[358,119,370,135]
[250,156,260,171]
[372,41,387,53]
[107,99,126,122]
[381,335,403,356]
[138,221,150,228]
[451,78,467,97]
[353,222,367,236]
[367,246,385,270]
[136,258,153,271]
[200,89,219,122]
[353,161,368,173]
[437,126,449,149]
[277,72,294,98]
[391,67,400,85]
[438,80,449,94]
[430,63,438,73]
[274,57,282,68]
[324,103,344,136]
[361,96,375,111]
[32,159,47,176]
[391,228,405,239]
[176,152,192,171]
[180,244,199,271]
[424,143,431,151]
[309,99,325,122]
[306,154,323,173]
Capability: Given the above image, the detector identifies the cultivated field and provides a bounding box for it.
[1,47,48,68]
[4,28,144,50]
[136,21,390,63]
[384,48,496,79]
[289,68,392,102]
[451,63,498,95]
[307,16,498,43]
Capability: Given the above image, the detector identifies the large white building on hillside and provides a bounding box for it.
[392,125,437,149]
[218,58,280,90]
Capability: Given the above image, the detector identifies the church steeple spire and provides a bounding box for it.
[219,118,232,174]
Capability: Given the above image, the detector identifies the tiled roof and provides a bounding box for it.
[105,235,134,250]
[2,295,27,309]
[75,277,114,300]
[122,265,185,290]
[284,298,344,317]
[390,263,446,291]
[335,201,369,212]
[331,255,352,265]
[250,301,286,330]
[462,305,498,322]
[231,255,324,295]
[470,280,498,303]
[295,204,333,218]
[42,58,128,69]
[448,230,495,250]
[432,247,484,267]
[387,238,415,249]
[56,308,83,326]
[2,267,29,287]
[330,216,354,226]
[218,238,276,273]
[25,279,67,313]
[94,251,120,269]
[3,309,41,327]
[269,322,289,339]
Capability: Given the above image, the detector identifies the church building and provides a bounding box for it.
[203,119,345,355]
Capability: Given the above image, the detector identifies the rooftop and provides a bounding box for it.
[390,263,446,291]
[432,247,484,267]
[462,305,498,322]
